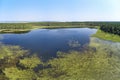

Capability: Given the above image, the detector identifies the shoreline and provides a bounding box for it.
[0,26,98,33]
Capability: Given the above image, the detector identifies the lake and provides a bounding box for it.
[0,28,120,60]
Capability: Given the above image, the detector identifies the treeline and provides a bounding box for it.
[100,24,120,35]
[0,22,120,33]
[0,23,32,29]
[30,22,120,27]
[85,22,120,26]
[1,22,120,27]
[0,22,96,30]
[84,22,120,35]
[29,22,90,26]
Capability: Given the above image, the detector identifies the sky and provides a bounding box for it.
[0,0,120,21]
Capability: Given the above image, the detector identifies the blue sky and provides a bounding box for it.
[0,0,120,21]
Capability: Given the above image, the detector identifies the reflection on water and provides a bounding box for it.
[68,40,81,48]
[0,28,97,59]
[0,35,3,40]
[0,28,120,60]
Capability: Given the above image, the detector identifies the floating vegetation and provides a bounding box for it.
[0,44,120,80]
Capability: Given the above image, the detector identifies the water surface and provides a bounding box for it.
[0,28,105,59]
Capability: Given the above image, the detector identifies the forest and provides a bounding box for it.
[100,24,120,35]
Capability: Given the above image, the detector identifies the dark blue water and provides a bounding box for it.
[0,28,97,59]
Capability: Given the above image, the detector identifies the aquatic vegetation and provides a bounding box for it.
[0,42,120,80]
[0,44,42,80]
[19,55,42,69]
[89,37,120,57]
[0,44,28,59]
[4,67,37,80]
[39,49,120,80]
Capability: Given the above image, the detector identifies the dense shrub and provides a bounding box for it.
[100,24,120,35]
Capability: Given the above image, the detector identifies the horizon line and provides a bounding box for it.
[0,21,120,23]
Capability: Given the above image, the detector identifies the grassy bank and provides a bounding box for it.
[0,29,31,33]
[93,29,120,42]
